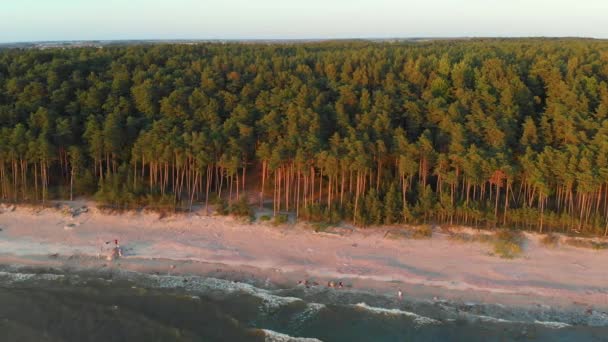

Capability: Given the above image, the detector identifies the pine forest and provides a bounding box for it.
[2,39,608,235]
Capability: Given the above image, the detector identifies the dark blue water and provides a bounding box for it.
[0,269,607,341]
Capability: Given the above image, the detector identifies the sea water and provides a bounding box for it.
[0,269,607,341]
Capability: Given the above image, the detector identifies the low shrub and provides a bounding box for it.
[300,204,343,225]
[448,232,473,242]
[311,222,331,233]
[448,231,493,244]
[230,198,254,218]
[214,198,229,215]
[273,214,289,226]
[493,230,525,259]
[157,208,171,219]
[447,229,525,258]
[383,226,432,240]
[259,215,271,221]
[412,225,433,239]
[565,238,608,250]
[540,233,560,248]
[384,230,408,240]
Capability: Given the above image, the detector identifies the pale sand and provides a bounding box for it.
[0,201,607,310]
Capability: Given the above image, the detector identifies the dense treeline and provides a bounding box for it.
[1,39,608,234]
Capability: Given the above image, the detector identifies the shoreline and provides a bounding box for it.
[1,201,607,313]
[1,258,606,332]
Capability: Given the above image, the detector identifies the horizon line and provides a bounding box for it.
[1,36,607,45]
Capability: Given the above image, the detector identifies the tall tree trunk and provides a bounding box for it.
[70,168,74,201]
[494,183,500,226]
[503,181,510,226]
[190,170,199,211]
[539,194,544,233]
[340,167,345,206]
[260,161,266,208]
[205,165,211,214]
[354,171,361,224]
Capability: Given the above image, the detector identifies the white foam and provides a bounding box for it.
[534,320,571,329]
[466,313,571,329]
[262,329,322,342]
[154,275,302,310]
[290,302,326,326]
[0,271,64,283]
[353,303,440,326]
[0,271,34,282]
[307,303,326,311]
[468,314,512,324]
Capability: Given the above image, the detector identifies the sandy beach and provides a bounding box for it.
[1,201,607,312]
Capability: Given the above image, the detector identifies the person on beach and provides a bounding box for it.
[398,290,403,300]
[114,239,122,257]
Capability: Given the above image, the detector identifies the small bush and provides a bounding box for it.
[384,230,408,240]
[540,233,560,248]
[60,206,72,216]
[448,231,493,244]
[273,214,289,226]
[448,232,473,242]
[157,209,171,219]
[214,198,229,215]
[383,226,432,240]
[565,238,608,250]
[300,204,343,225]
[311,222,331,233]
[493,240,522,259]
[259,215,271,221]
[477,234,494,244]
[448,229,524,258]
[230,198,253,218]
[495,230,524,244]
[412,225,433,239]
[493,230,525,259]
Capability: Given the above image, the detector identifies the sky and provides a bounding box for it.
[1,0,607,43]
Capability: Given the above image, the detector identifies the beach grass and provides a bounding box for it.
[540,233,560,248]
[564,238,608,250]
[447,229,524,258]
[412,225,433,239]
[310,222,332,233]
[384,225,433,240]
[448,231,493,244]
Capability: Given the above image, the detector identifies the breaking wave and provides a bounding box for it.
[353,302,440,326]
[465,312,571,329]
[262,329,322,342]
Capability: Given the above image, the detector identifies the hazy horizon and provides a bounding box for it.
[1,0,607,43]
[2,36,607,45]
